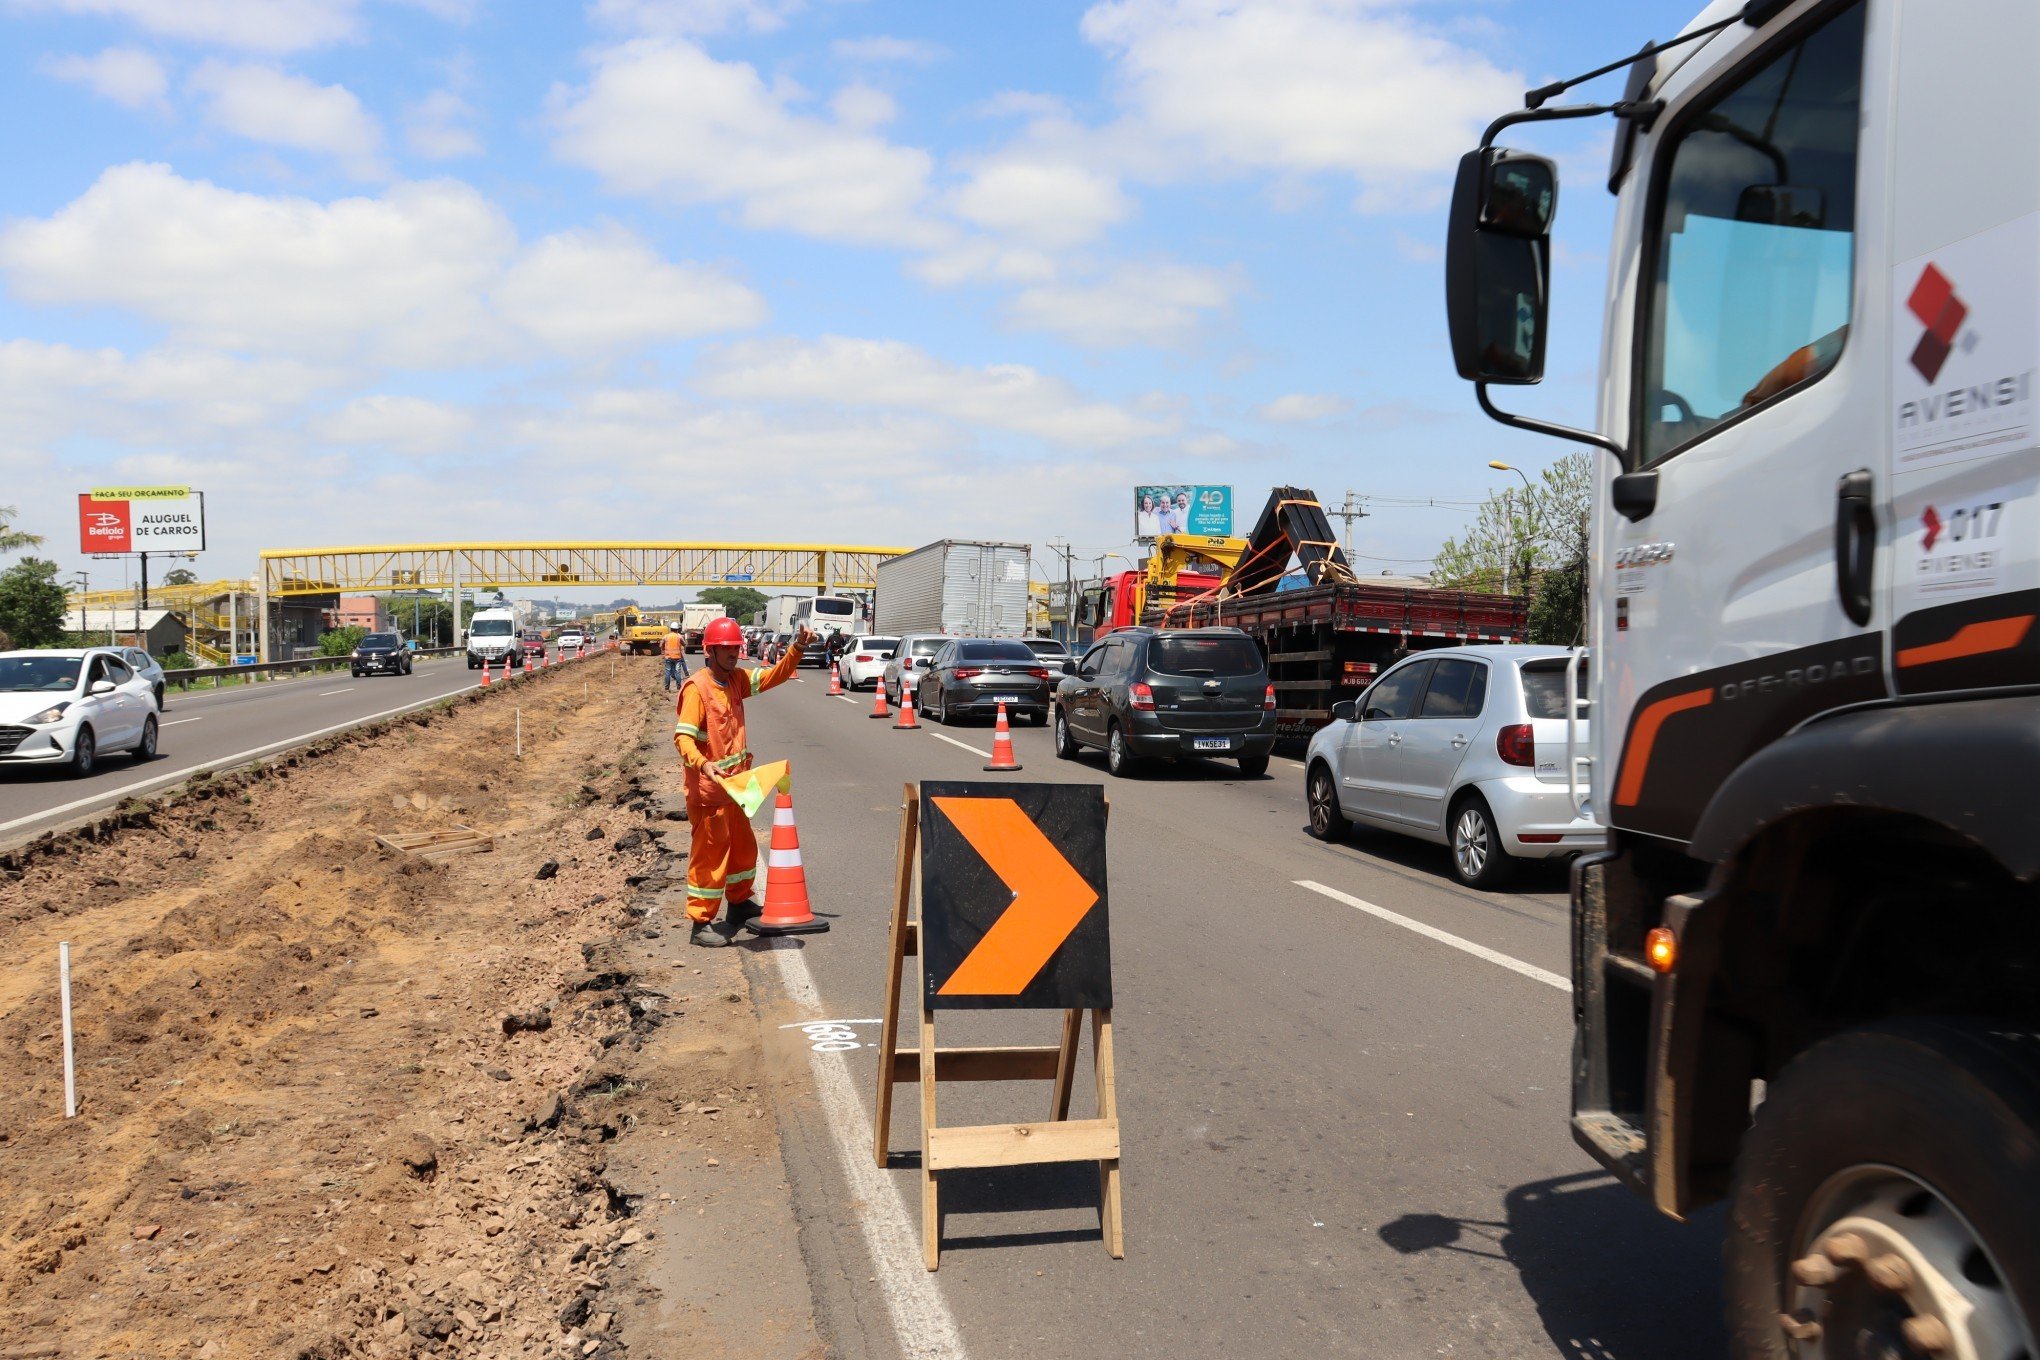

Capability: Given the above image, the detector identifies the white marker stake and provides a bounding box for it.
[59,941,76,1118]
[516,708,523,759]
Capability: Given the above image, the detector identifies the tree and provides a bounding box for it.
[162,567,200,587]
[319,625,370,657]
[0,557,70,647]
[1525,552,1587,646]
[695,586,766,622]
[1431,453,1591,610]
[0,506,43,556]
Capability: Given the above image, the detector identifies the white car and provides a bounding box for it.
[116,646,167,710]
[837,635,898,690]
[0,649,162,776]
[557,629,587,652]
[1303,645,1604,888]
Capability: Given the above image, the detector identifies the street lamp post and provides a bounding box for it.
[66,571,87,642]
[1488,460,1533,595]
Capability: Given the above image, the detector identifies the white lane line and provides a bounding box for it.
[162,717,204,727]
[1279,758,1307,770]
[0,681,482,836]
[319,687,355,696]
[759,938,968,1360]
[925,731,992,760]
[1293,879,1570,993]
[836,695,860,706]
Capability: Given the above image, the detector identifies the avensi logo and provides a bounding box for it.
[1906,264,1968,384]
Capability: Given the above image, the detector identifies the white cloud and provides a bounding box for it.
[494,225,767,353]
[188,61,385,177]
[0,164,764,367]
[696,336,1171,447]
[549,38,943,249]
[310,394,474,453]
[1257,392,1351,423]
[41,47,168,109]
[1394,230,1443,264]
[11,0,363,53]
[1007,261,1235,349]
[832,36,946,65]
[973,91,1070,120]
[1081,0,1520,203]
[405,89,482,159]
[829,83,897,130]
[589,0,803,36]
[950,155,1132,251]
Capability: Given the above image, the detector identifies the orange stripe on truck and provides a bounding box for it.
[1613,688,1714,808]
[1894,615,2034,669]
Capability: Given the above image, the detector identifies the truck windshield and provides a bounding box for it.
[471,619,513,636]
[1150,635,1262,676]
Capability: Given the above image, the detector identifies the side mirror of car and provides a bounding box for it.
[1330,699,1358,722]
[90,679,116,696]
[1061,660,1076,676]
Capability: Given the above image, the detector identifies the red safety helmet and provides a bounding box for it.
[702,617,743,649]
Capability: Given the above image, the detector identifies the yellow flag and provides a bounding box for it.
[716,759,792,818]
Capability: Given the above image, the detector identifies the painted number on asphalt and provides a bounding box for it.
[780,1018,880,1053]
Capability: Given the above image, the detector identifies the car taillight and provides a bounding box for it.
[855,654,872,662]
[1027,668,1050,680]
[1497,723,1535,767]
[952,667,984,680]
[1264,684,1277,711]
[1129,682,1155,711]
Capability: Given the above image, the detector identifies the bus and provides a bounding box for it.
[792,595,860,664]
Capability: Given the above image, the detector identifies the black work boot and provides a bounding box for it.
[727,896,763,931]
[689,918,736,949]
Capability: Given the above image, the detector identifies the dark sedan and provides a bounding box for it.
[915,638,1055,725]
[351,632,413,676]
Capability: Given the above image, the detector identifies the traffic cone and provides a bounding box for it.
[747,791,828,935]
[828,662,843,696]
[480,657,492,687]
[892,682,920,730]
[868,684,890,720]
[984,701,1023,771]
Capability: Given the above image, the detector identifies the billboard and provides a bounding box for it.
[1135,484,1232,540]
[78,487,206,554]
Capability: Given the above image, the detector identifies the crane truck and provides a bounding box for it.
[1444,0,2038,1353]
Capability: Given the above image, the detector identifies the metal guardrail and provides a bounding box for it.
[161,645,468,689]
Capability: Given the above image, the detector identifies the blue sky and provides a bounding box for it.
[0,0,1699,596]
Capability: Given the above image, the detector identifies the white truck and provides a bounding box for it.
[872,541,1031,638]
[1444,0,2038,1352]
[465,606,523,670]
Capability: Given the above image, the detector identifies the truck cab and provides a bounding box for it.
[465,607,522,669]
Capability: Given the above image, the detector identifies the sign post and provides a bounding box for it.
[873,781,1123,1270]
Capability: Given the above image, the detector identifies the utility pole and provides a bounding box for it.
[1329,490,1370,562]
[1047,536,1072,644]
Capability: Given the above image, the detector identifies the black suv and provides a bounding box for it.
[351,632,412,677]
[1052,626,1275,777]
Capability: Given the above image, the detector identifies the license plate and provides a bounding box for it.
[995,695,1021,704]
[1193,737,1232,751]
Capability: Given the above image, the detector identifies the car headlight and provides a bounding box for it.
[25,702,70,725]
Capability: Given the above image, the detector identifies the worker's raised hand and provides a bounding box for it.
[793,626,817,650]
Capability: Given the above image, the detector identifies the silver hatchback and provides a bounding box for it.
[1303,645,1603,888]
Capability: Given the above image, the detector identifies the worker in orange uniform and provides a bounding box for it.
[673,616,814,947]
[661,623,689,692]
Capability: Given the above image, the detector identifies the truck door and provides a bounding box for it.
[1600,1,1888,845]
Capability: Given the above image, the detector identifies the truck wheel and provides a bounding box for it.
[1724,1019,2040,1360]
[1447,792,1516,889]
[1053,708,1078,759]
[1307,763,1349,840]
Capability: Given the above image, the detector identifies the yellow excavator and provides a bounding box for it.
[615,605,670,655]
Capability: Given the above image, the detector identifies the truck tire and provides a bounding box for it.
[1724,1019,2040,1360]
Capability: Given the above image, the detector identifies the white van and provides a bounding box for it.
[466,607,523,669]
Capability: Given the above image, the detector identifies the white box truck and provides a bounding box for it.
[873,541,1031,637]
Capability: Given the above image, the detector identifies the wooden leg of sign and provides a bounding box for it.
[1051,1008,1083,1121]
[874,783,920,1168]
[1093,1008,1124,1259]
[920,1000,941,1270]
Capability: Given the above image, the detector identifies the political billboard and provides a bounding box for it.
[1134,485,1232,540]
[78,487,206,554]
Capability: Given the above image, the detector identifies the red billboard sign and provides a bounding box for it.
[78,495,132,554]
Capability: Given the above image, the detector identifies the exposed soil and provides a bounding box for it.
[0,658,819,1360]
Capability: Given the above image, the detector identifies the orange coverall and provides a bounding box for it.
[672,644,802,923]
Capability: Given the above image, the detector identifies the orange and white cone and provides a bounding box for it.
[868,683,890,720]
[984,701,1023,771]
[828,661,843,696]
[747,791,828,935]
[480,656,492,686]
[892,681,920,730]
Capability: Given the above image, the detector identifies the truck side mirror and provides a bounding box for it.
[1445,147,1558,385]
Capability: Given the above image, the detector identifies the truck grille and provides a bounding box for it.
[0,726,31,755]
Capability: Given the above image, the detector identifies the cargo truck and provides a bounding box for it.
[1443,0,2039,1352]
[873,541,1032,638]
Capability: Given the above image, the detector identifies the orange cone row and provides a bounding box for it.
[748,790,827,935]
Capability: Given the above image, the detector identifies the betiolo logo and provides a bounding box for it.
[1906,263,1968,383]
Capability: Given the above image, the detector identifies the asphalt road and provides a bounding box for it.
[734,675,1728,1360]
[0,651,599,850]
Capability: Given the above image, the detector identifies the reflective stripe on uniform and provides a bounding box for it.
[674,722,705,738]
[726,868,757,883]
[685,884,725,899]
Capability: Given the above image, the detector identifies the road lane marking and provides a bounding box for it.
[0,681,483,837]
[1292,880,1570,992]
[926,731,992,760]
[758,938,968,1360]
[319,687,355,696]
[162,717,203,727]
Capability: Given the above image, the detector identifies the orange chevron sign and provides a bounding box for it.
[933,796,1099,996]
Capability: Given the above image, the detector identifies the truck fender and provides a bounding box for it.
[1687,693,2040,881]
